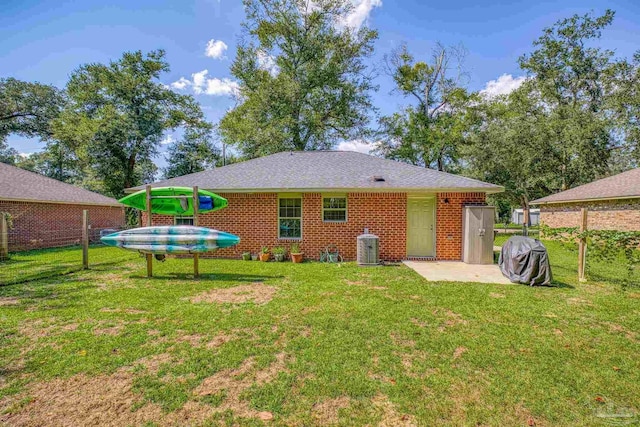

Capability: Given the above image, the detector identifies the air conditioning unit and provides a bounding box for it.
[357,233,379,266]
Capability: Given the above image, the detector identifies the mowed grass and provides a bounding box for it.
[0,243,638,426]
[0,245,139,285]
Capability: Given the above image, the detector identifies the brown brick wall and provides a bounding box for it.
[0,200,125,251]
[144,191,486,262]
[540,199,640,231]
[435,192,487,261]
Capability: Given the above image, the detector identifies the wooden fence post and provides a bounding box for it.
[82,210,89,269]
[578,208,588,282]
[193,186,199,278]
[146,185,153,278]
[0,214,8,261]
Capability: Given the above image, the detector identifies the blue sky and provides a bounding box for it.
[2,0,639,165]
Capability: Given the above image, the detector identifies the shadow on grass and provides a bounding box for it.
[129,272,283,282]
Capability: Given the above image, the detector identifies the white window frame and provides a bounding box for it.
[278,194,302,239]
[174,216,194,226]
[322,195,348,223]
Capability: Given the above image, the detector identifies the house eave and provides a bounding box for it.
[125,186,504,195]
[532,194,640,205]
[0,197,123,208]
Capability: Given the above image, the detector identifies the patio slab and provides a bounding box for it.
[403,260,512,284]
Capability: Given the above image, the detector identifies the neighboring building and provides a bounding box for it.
[0,162,125,251]
[511,208,540,226]
[130,151,503,261]
[531,168,640,231]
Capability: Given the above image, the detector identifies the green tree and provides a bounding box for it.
[0,78,64,142]
[465,85,560,212]
[606,51,640,164]
[0,140,17,164]
[219,0,378,157]
[54,50,208,197]
[0,78,65,166]
[518,9,617,190]
[376,43,471,171]
[163,127,220,179]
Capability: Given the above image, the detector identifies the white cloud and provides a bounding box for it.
[480,74,527,98]
[340,0,382,30]
[160,135,175,145]
[18,152,33,158]
[257,51,279,76]
[202,77,240,96]
[171,70,239,97]
[205,39,228,59]
[336,139,372,154]
[170,77,191,90]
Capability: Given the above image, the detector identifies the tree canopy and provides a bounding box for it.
[218,0,378,158]
[53,50,210,197]
[376,43,471,171]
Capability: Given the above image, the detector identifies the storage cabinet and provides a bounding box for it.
[462,206,496,264]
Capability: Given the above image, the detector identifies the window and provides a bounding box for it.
[175,216,194,226]
[323,196,347,222]
[279,197,302,238]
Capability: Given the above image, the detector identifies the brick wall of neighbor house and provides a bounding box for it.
[435,192,487,261]
[0,200,125,251]
[146,191,486,262]
[540,198,640,231]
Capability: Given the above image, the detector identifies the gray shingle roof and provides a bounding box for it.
[0,162,121,206]
[532,168,640,205]
[130,151,503,193]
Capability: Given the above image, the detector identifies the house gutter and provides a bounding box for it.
[0,197,123,208]
[125,186,505,195]
[532,195,640,205]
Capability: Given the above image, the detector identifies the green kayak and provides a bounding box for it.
[119,187,227,215]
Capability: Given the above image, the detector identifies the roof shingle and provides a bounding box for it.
[129,151,503,193]
[0,162,121,206]
[531,168,640,204]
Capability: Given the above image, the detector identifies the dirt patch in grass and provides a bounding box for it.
[190,283,277,305]
[93,325,123,336]
[372,394,417,427]
[0,370,163,427]
[175,333,206,347]
[437,309,468,332]
[312,396,351,424]
[489,292,506,298]
[566,297,593,306]
[604,322,638,342]
[453,346,468,360]
[135,353,173,374]
[100,308,147,314]
[0,297,20,306]
[18,320,78,341]
[194,352,289,418]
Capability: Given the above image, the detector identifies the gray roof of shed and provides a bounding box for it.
[130,151,503,193]
[0,162,121,206]
[532,168,640,205]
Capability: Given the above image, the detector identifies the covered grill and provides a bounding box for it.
[499,236,553,286]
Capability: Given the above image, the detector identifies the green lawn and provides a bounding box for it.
[0,243,638,426]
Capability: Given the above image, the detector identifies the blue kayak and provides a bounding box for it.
[101,226,240,254]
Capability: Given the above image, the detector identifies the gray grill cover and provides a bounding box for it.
[499,236,553,286]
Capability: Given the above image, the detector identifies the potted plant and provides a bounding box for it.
[259,246,270,262]
[242,251,252,261]
[290,243,303,263]
[272,246,286,262]
[251,253,258,261]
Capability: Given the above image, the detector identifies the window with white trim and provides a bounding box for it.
[279,197,302,238]
[174,216,194,226]
[323,196,347,222]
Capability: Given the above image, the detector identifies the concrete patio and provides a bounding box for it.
[403,260,512,284]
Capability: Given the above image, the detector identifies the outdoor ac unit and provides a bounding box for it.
[357,233,379,266]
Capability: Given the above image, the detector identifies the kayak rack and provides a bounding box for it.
[144,185,201,279]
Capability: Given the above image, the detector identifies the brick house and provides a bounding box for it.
[532,168,640,231]
[0,162,125,251]
[131,151,502,262]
